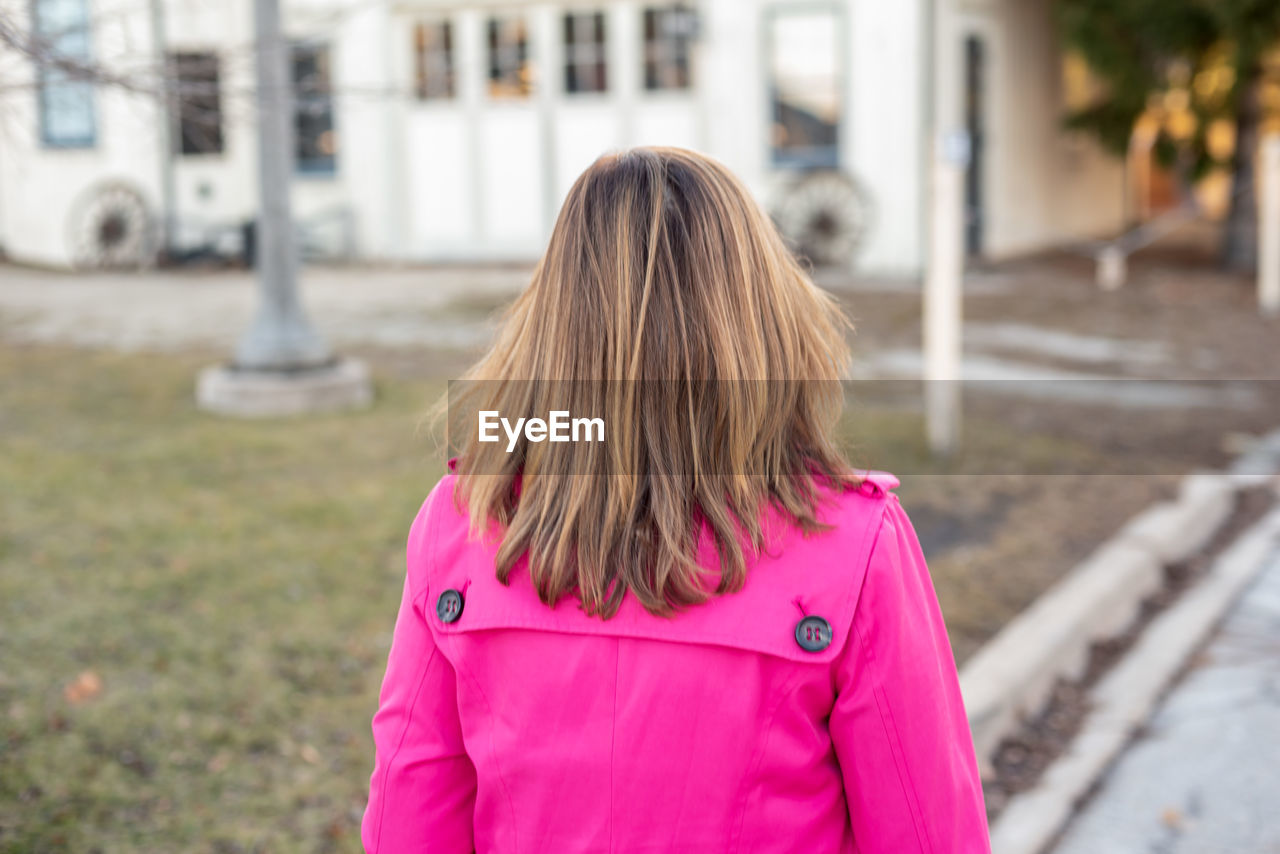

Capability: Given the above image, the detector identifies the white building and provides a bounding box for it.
[0,0,1127,275]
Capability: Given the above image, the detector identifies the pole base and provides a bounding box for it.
[1096,246,1128,291]
[196,357,373,417]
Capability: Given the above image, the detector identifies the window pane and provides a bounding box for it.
[564,11,607,94]
[488,16,533,97]
[292,44,337,174]
[768,9,840,168]
[489,19,502,80]
[33,0,96,148]
[414,20,455,100]
[33,0,88,35]
[40,80,95,146]
[642,5,693,92]
[170,52,224,155]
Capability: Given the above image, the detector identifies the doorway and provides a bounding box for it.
[964,34,986,258]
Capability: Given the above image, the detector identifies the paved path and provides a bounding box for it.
[0,263,1265,413]
[0,264,531,352]
[1050,547,1280,854]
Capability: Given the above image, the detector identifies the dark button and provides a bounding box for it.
[795,615,832,652]
[437,589,464,624]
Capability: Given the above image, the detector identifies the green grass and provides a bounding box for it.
[1,345,445,853]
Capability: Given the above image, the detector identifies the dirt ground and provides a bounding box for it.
[343,240,1280,660]
[827,243,1280,658]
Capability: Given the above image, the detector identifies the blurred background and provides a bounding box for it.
[1,0,1280,851]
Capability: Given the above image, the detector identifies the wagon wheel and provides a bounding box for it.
[772,170,872,269]
[66,182,157,270]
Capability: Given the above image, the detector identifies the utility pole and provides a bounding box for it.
[1260,135,1280,317]
[924,0,966,456]
[148,0,176,260]
[236,0,330,370]
[196,0,370,416]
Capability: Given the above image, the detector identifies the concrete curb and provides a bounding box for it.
[961,540,1163,766]
[959,470,1241,768]
[959,428,1280,774]
[988,498,1280,854]
[1118,474,1234,565]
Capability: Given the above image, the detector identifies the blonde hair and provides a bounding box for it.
[450,146,856,618]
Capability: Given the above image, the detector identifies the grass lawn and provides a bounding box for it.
[0,340,1190,851]
[1,344,444,852]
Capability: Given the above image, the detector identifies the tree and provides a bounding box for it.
[1055,0,1280,271]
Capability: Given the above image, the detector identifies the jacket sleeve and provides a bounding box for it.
[830,495,990,853]
[363,492,477,853]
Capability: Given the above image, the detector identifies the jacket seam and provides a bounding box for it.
[854,617,935,853]
[727,665,808,854]
[826,498,891,696]
[370,606,438,854]
[425,484,520,852]
[449,636,521,854]
[608,637,620,854]
[849,508,936,854]
[371,488,448,852]
[435,622,846,662]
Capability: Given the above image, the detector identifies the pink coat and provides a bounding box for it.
[363,472,990,853]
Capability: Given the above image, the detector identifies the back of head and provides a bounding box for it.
[452,146,855,617]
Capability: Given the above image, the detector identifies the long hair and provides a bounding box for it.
[450,146,857,618]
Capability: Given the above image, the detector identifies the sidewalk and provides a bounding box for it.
[0,263,530,352]
[1049,547,1280,854]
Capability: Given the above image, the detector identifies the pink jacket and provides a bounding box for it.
[363,472,990,853]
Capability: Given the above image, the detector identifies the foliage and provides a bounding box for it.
[1056,0,1280,184]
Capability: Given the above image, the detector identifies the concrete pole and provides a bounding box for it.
[235,0,331,370]
[1096,244,1127,291]
[924,0,965,456]
[148,0,176,260]
[196,0,370,415]
[1260,135,1280,317]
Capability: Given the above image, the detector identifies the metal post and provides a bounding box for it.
[1260,135,1280,317]
[235,0,331,370]
[196,0,370,416]
[1096,244,1127,291]
[148,0,175,260]
[924,0,965,456]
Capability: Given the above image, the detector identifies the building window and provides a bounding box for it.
[563,11,607,94]
[642,6,694,91]
[414,20,455,100]
[487,16,533,98]
[767,8,841,169]
[169,52,224,155]
[291,43,337,175]
[32,0,96,148]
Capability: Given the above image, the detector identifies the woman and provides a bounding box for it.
[363,147,989,853]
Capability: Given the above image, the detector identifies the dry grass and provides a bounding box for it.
[1,344,444,852]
